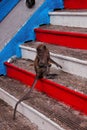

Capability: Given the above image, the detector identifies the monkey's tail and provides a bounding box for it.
[13,76,38,120]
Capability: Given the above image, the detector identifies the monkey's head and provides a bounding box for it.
[37,44,46,55]
[36,44,50,68]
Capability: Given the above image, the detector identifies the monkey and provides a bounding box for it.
[13,44,62,120]
[26,0,35,8]
[34,44,62,78]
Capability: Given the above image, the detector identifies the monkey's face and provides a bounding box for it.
[37,45,46,56]
[37,45,49,67]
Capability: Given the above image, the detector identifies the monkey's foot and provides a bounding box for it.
[46,74,58,79]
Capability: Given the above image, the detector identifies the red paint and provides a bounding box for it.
[35,28,87,50]
[5,62,87,115]
[64,0,87,9]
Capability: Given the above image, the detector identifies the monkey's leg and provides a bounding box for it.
[13,76,38,120]
[45,65,58,79]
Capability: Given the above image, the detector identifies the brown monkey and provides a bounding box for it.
[13,44,62,120]
[26,0,35,8]
[34,44,62,78]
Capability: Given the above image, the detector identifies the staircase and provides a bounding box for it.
[3,2,87,130]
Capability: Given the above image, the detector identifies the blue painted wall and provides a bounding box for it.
[0,0,64,75]
[0,0,20,22]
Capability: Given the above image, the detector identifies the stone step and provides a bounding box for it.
[8,58,87,95]
[0,98,38,130]
[20,41,87,78]
[49,9,87,28]
[1,76,87,130]
[4,58,87,117]
[34,24,87,50]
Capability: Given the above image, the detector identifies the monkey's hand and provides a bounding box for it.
[59,65,62,69]
[60,65,62,69]
[57,64,62,69]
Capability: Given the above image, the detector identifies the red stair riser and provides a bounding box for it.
[64,0,87,9]
[35,28,87,50]
[5,62,87,115]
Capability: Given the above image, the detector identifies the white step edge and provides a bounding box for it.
[49,11,87,16]
[0,88,65,130]
[49,11,87,28]
[20,45,87,78]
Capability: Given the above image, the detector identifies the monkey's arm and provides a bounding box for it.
[50,58,62,69]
